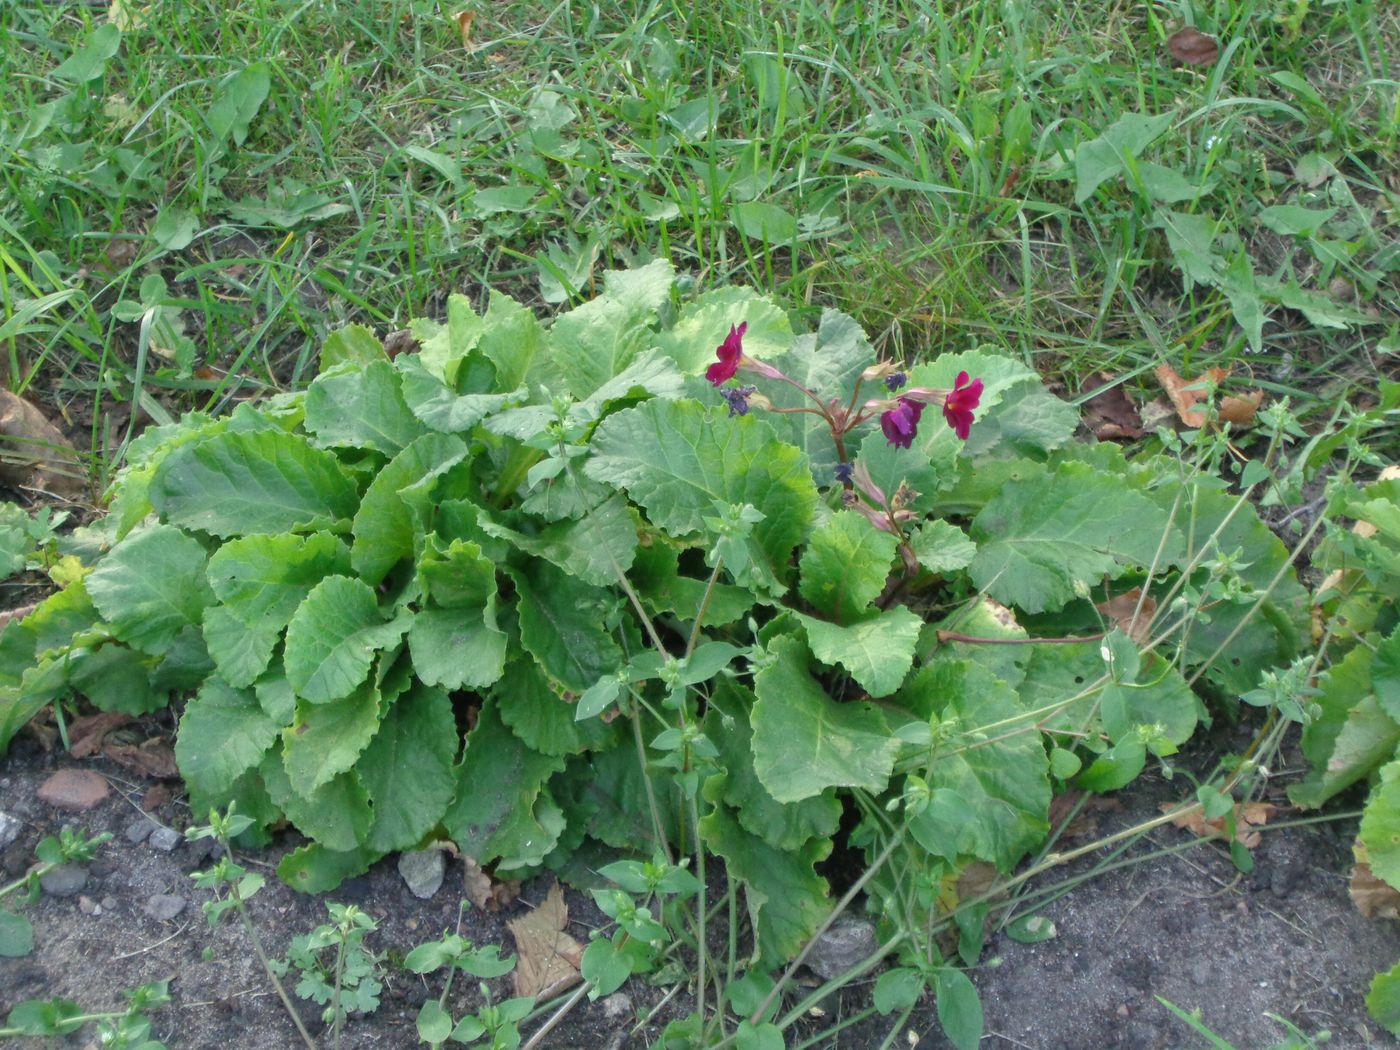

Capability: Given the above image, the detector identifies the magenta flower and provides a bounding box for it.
[705,323,748,386]
[942,371,983,440]
[880,396,924,448]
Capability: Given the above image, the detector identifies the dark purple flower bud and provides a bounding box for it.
[884,371,908,392]
[833,462,854,485]
[880,396,924,449]
[721,385,758,417]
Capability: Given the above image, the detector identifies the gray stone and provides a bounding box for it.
[398,849,446,899]
[40,863,89,898]
[147,826,182,852]
[600,992,633,1021]
[803,917,879,981]
[0,811,21,850]
[143,894,187,921]
[123,817,155,844]
[78,895,100,916]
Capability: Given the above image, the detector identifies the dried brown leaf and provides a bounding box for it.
[508,882,583,1000]
[1095,588,1157,646]
[1167,26,1220,66]
[455,10,477,49]
[68,712,131,758]
[0,390,86,499]
[103,738,179,779]
[1081,372,1144,440]
[1154,364,1263,429]
[1351,861,1400,920]
[1162,800,1276,848]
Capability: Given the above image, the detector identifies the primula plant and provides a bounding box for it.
[0,260,1308,1045]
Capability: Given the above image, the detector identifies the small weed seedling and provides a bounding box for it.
[0,979,172,1048]
[270,902,384,1048]
[0,825,109,958]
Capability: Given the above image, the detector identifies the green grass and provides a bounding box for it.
[0,0,1396,486]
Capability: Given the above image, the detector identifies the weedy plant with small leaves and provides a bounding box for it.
[0,258,1318,1046]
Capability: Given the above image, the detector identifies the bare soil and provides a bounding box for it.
[2,714,1398,1050]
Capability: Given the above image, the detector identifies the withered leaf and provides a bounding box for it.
[1163,800,1276,849]
[507,882,583,1000]
[455,10,477,49]
[69,712,132,758]
[1081,372,1144,440]
[1167,27,1220,66]
[104,738,179,779]
[462,855,520,913]
[0,390,86,499]
[1351,861,1400,920]
[1095,588,1157,646]
[1154,364,1263,429]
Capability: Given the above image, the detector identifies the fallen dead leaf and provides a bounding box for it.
[0,390,86,499]
[383,329,418,359]
[1154,364,1264,429]
[1095,588,1157,646]
[1081,372,1144,440]
[508,882,584,1000]
[68,712,132,758]
[1167,26,1220,66]
[141,783,173,812]
[0,602,38,632]
[1163,800,1276,849]
[460,855,520,912]
[455,10,477,48]
[1048,790,1124,841]
[104,738,179,779]
[1351,860,1400,920]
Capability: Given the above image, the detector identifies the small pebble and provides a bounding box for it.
[803,917,879,981]
[40,863,89,898]
[143,894,187,921]
[78,895,100,916]
[147,826,182,852]
[398,849,446,900]
[0,811,22,850]
[37,769,110,811]
[123,818,155,845]
[101,896,116,911]
[600,992,633,1021]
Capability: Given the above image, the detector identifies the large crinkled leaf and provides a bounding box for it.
[278,842,378,894]
[281,681,383,795]
[655,287,793,373]
[151,428,359,538]
[407,607,508,691]
[510,560,622,693]
[87,523,214,655]
[1361,760,1400,890]
[360,684,459,853]
[494,659,617,757]
[1169,484,1307,693]
[67,645,161,716]
[547,280,660,400]
[758,308,874,475]
[796,607,922,699]
[319,324,388,371]
[284,576,411,703]
[479,290,548,394]
[350,433,468,585]
[854,427,957,513]
[413,293,484,384]
[441,701,566,867]
[902,658,1050,870]
[1014,642,1105,738]
[699,801,831,966]
[1099,655,1201,751]
[751,634,899,802]
[602,258,675,313]
[206,532,350,627]
[304,359,425,456]
[175,678,280,803]
[480,495,638,587]
[586,399,817,591]
[262,750,373,852]
[969,461,1178,614]
[798,512,898,623]
[629,538,753,627]
[1291,645,1400,808]
[396,354,518,434]
[579,348,687,410]
[703,681,840,852]
[202,604,281,687]
[910,520,977,575]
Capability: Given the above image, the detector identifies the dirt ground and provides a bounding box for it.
[1,716,1398,1050]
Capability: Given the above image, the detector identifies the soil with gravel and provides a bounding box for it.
[1,713,1398,1050]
